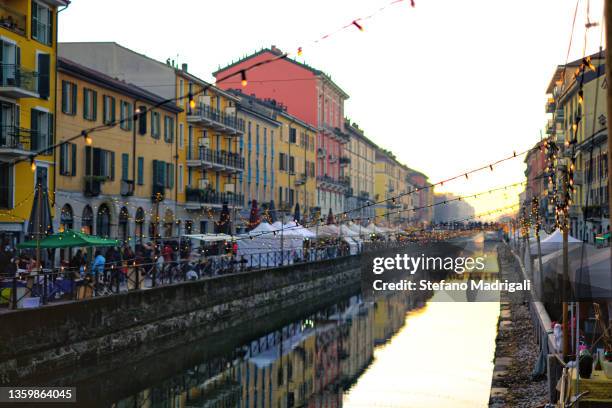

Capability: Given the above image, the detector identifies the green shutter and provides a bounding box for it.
[61,81,67,113]
[71,83,77,114]
[83,89,89,119]
[31,1,38,39]
[152,160,158,186]
[71,143,76,176]
[59,144,65,174]
[138,157,144,185]
[111,97,116,122]
[47,7,53,46]
[37,53,50,99]
[47,113,53,152]
[92,91,97,121]
[168,163,174,189]
[30,109,38,151]
[102,96,107,123]
[85,146,92,176]
[121,153,129,181]
[110,151,115,180]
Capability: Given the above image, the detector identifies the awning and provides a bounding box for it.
[183,233,233,242]
[17,230,120,249]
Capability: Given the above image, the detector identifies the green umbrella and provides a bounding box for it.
[17,230,120,249]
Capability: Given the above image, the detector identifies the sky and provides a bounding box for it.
[58,0,606,217]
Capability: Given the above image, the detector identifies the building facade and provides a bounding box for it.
[343,120,376,222]
[54,57,182,243]
[0,0,68,245]
[213,46,350,219]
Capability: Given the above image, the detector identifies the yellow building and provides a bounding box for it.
[276,109,317,219]
[343,120,377,222]
[546,51,608,241]
[374,149,405,226]
[55,57,182,241]
[0,0,68,245]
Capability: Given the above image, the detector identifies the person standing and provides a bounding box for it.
[92,250,105,277]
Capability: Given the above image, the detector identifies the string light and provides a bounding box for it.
[240,70,248,87]
[352,20,364,31]
[30,159,36,172]
[188,93,196,109]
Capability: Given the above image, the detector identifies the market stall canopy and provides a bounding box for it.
[184,233,233,242]
[530,229,581,256]
[340,225,360,237]
[249,222,277,236]
[315,224,340,238]
[17,230,120,249]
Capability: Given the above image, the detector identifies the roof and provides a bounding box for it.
[344,119,379,149]
[546,49,606,94]
[213,47,350,99]
[58,57,183,113]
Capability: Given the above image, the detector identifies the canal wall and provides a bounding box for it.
[0,253,365,384]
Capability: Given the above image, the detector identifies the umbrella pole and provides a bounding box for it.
[36,181,42,274]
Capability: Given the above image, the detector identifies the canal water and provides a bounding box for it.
[32,237,502,407]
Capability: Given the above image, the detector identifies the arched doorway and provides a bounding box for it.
[60,204,74,232]
[119,207,130,242]
[96,204,111,237]
[135,207,145,242]
[81,205,93,235]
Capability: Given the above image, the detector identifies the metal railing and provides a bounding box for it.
[0,4,26,36]
[185,188,244,206]
[0,64,38,92]
[190,147,245,169]
[0,125,32,150]
[189,104,245,133]
[0,240,407,309]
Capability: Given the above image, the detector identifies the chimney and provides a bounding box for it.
[270,45,282,55]
[181,63,188,72]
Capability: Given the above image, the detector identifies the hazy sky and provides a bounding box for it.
[58,0,606,216]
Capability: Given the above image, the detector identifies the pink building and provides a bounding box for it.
[213,46,350,218]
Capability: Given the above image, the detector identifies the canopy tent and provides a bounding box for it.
[367,223,386,234]
[17,230,120,249]
[312,224,340,238]
[183,233,232,243]
[271,221,284,230]
[529,229,581,256]
[340,224,360,237]
[346,223,364,236]
[236,234,303,268]
[249,222,277,236]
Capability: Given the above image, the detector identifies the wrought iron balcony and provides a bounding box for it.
[0,4,26,37]
[545,98,555,114]
[0,125,33,159]
[187,104,245,135]
[186,147,244,172]
[185,188,244,209]
[316,175,349,192]
[83,177,103,197]
[0,64,38,98]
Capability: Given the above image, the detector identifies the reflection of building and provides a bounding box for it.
[0,0,68,244]
[54,57,182,242]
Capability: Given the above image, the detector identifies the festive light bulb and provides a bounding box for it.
[297,47,303,56]
[85,135,93,145]
[30,160,36,172]
[240,70,247,87]
[189,93,196,109]
[352,20,364,31]
[578,90,584,104]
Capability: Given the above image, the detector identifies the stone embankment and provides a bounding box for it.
[489,245,548,408]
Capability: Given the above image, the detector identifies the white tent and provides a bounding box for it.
[340,224,360,237]
[271,221,284,230]
[250,222,277,236]
[346,223,364,236]
[312,224,340,238]
[183,233,232,242]
[530,229,581,256]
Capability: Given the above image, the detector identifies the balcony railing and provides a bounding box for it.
[187,104,245,134]
[188,147,244,170]
[0,125,31,152]
[0,4,26,37]
[339,156,351,166]
[0,64,38,97]
[316,175,349,191]
[294,173,307,186]
[186,188,244,207]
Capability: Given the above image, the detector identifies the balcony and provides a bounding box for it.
[120,179,135,196]
[0,125,32,159]
[345,187,354,197]
[186,147,244,172]
[187,104,244,135]
[83,177,103,197]
[319,124,349,144]
[316,175,348,192]
[185,188,244,210]
[0,4,26,37]
[0,64,38,98]
[317,148,326,159]
[328,154,338,163]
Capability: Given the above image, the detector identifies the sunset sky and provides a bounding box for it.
[58,0,606,217]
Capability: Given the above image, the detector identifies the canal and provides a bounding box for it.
[22,237,502,408]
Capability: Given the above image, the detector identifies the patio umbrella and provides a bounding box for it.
[248,200,260,231]
[216,203,231,234]
[326,208,335,225]
[26,182,53,240]
[294,203,301,224]
[17,230,120,249]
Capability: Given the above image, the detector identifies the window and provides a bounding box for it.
[83,88,97,121]
[137,157,144,185]
[151,111,160,138]
[289,156,295,173]
[103,95,116,125]
[164,115,174,143]
[85,146,114,179]
[30,109,53,153]
[0,163,12,208]
[152,160,173,188]
[289,127,297,144]
[121,153,129,180]
[120,101,133,131]
[179,79,184,104]
[32,1,53,46]
[59,142,76,176]
[61,81,77,115]
[37,53,50,99]
[178,164,184,193]
[138,105,147,135]
[279,153,286,171]
[178,123,184,149]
